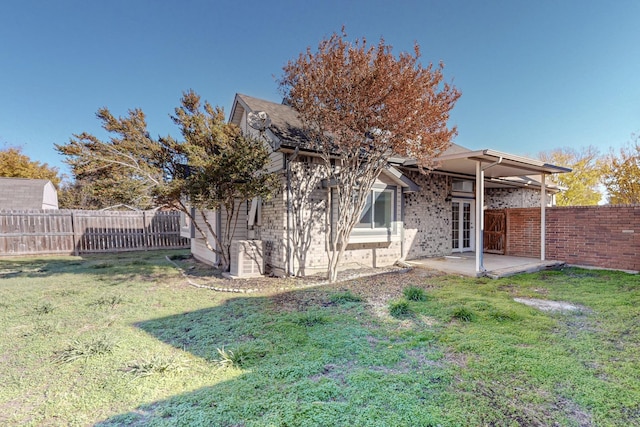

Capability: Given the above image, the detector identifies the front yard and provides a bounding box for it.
[0,250,638,426]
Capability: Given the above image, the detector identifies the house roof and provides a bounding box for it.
[232,94,309,148]
[0,177,58,210]
[229,94,570,189]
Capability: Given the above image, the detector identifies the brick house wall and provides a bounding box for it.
[254,176,288,276]
[488,205,640,271]
[403,172,452,259]
[258,157,407,276]
[485,187,552,209]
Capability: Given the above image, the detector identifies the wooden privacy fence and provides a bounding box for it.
[0,209,189,256]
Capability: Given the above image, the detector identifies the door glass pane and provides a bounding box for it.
[463,203,471,248]
[452,202,459,249]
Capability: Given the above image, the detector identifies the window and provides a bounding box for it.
[346,187,399,243]
[356,189,393,229]
[247,197,261,227]
[452,179,474,193]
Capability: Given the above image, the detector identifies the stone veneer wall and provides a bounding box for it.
[485,187,550,209]
[403,172,452,259]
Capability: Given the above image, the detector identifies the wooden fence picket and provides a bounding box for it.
[0,209,189,256]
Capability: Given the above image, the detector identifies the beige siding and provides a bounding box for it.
[191,210,218,265]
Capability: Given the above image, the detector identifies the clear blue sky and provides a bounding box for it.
[1,0,638,178]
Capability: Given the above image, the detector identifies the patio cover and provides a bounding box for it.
[399,147,571,274]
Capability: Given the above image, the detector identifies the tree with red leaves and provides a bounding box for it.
[279,30,460,282]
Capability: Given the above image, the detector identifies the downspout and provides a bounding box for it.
[285,148,300,277]
[540,173,546,261]
[285,153,292,276]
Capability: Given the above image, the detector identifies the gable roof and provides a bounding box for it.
[228,93,570,187]
[231,94,309,148]
[0,177,58,210]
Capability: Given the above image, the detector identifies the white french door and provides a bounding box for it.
[452,199,475,252]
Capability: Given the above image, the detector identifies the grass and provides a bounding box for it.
[403,285,428,301]
[0,251,638,426]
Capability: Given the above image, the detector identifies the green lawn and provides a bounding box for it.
[0,251,638,426]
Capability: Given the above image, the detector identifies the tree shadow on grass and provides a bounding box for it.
[0,250,187,282]
[95,290,449,426]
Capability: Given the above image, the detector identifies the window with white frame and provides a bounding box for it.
[355,189,394,230]
[346,186,399,243]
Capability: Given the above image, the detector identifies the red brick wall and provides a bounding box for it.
[505,208,541,257]
[488,205,640,272]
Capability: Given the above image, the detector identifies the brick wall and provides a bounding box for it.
[490,205,640,272]
[404,172,452,259]
[485,187,552,209]
[505,208,541,257]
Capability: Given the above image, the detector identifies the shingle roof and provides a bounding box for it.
[0,177,55,210]
[233,94,471,155]
[234,94,311,148]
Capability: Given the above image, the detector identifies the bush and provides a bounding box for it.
[403,286,427,301]
[53,336,116,363]
[389,299,412,318]
[330,291,363,304]
[294,312,328,327]
[125,354,186,378]
[451,307,476,322]
[215,344,267,369]
[215,347,243,369]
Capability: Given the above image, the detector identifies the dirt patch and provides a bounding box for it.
[553,396,594,426]
[513,298,584,313]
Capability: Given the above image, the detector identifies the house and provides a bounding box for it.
[185,93,569,277]
[0,177,59,210]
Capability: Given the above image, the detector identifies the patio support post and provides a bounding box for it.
[475,161,484,274]
[540,173,546,261]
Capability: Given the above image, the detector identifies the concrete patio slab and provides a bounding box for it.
[407,253,565,278]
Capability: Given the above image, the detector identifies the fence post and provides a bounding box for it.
[142,210,149,251]
[71,211,80,256]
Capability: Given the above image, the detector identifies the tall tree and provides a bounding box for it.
[56,90,279,270]
[279,30,460,282]
[602,138,640,204]
[0,147,61,186]
[56,108,162,210]
[538,146,604,206]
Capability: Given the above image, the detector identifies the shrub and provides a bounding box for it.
[389,299,412,318]
[489,309,521,322]
[294,312,328,327]
[330,291,363,304]
[215,346,254,369]
[53,336,116,363]
[451,307,476,322]
[403,286,427,301]
[125,354,186,378]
